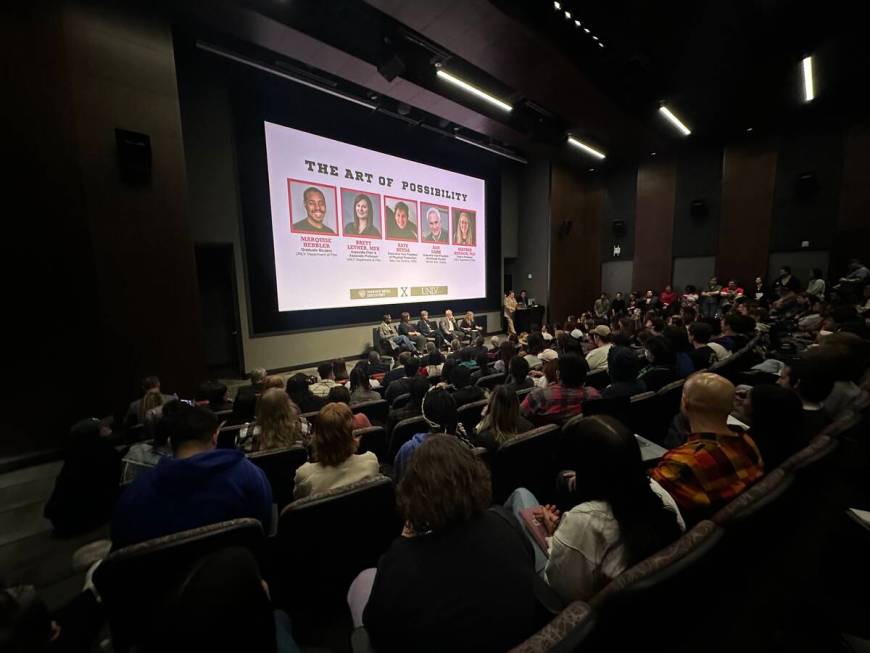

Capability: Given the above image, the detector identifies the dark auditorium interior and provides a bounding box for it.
[3,0,870,651]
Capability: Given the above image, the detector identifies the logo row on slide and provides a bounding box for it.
[287,179,478,246]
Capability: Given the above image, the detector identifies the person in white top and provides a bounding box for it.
[585,325,614,373]
[294,402,379,499]
[505,415,685,602]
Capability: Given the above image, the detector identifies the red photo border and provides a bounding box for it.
[419,201,451,244]
[287,178,339,238]
[383,195,420,243]
[339,187,383,240]
[451,207,477,247]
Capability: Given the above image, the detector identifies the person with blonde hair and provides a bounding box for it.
[474,385,533,452]
[293,403,379,499]
[651,372,763,520]
[240,388,303,453]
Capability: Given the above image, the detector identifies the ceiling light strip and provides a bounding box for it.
[567,136,606,159]
[658,105,692,136]
[436,70,513,112]
[802,55,815,102]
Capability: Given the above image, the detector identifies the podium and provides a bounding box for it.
[514,305,545,334]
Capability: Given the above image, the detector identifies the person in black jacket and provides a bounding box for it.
[352,435,539,653]
[450,365,485,407]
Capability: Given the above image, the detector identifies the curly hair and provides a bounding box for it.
[313,402,356,467]
[397,435,491,533]
[254,388,302,451]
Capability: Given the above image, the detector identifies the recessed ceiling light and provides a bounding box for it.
[598,42,605,48]
[553,1,561,9]
[574,19,581,26]
[658,105,692,136]
[592,35,599,41]
[651,152,657,157]
[436,70,513,112]
[564,10,572,19]
[588,168,596,172]
[567,136,606,160]
[802,55,814,102]
[746,127,753,133]
[584,27,590,33]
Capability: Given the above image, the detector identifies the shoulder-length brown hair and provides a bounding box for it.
[398,435,491,533]
[477,385,524,446]
[313,402,356,466]
[254,388,302,451]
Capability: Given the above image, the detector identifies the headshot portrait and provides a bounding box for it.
[288,180,338,236]
[340,189,382,238]
[384,197,419,242]
[420,203,449,244]
[452,208,476,246]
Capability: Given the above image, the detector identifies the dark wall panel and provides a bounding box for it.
[673,146,722,257]
[719,144,778,284]
[633,161,676,291]
[833,123,870,276]
[600,167,636,262]
[770,124,844,251]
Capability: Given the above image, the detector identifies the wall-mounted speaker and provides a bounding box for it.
[690,199,708,218]
[115,128,151,184]
[795,171,819,201]
[612,220,626,237]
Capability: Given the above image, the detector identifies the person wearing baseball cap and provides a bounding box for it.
[585,325,613,373]
[533,349,560,388]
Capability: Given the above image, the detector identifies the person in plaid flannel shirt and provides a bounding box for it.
[520,353,600,423]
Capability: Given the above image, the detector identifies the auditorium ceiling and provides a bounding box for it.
[177,0,866,166]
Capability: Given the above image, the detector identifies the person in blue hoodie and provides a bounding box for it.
[111,404,272,549]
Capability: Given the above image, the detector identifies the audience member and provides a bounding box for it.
[286,373,326,414]
[651,373,763,521]
[357,436,539,653]
[493,340,515,374]
[194,380,232,413]
[715,314,755,352]
[310,363,339,398]
[44,417,121,536]
[333,359,349,382]
[425,349,444,377]
[744,384,805,469]
[349,367,380,404]
[601,346,645,399]
[806,268,826,300]
[450,364,486,407]
[382,351,413,388]
[506,416,684,601]
[505,355,534,392]
[121,400,181,483]
[637,335,678,392]
[239,388,305,452]
[364,351,390,377]
[700,277,723,318]
[521,353,599,423]
[585,325,613,373]
[327,385,372,429]
[233,368,267,422]
[523,332,545,369]
[663,325,696,378]
[660,285,678,309]
[393,388,468,480]
[687,322,718,371]
[125,375,175,427]
[386,376,428,436]
[532,349,560,389]
[111,404,272,548]
[774,265,801,293]
[474,385,534,452]
[385,355,421,404]
[594,292,611,318]
[610,291,626,316]
[294,403,379,499]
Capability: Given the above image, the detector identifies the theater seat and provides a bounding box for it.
[516,387,535,401]
[458,399,488,436]
[387,415,427,461]
[276,475,400,614]
[476,372,507,391]
[585,369,610,391]
[490,425,561,504]
[248,445,308,510]
[507,601,597,653]
[94,518,266,653]
[580,395,630,423]
[354,425,387,462]
[391,392,410,409]
[217,423,244,449]
[588,520,724,651]
[351,399,388,426]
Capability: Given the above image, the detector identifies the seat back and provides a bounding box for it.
[276,476,399,611]
[711,468,795,528]
[589,520,723,647]
[247,445,308,510]
[387,415,428,461]
[354,426,387,461]
[491,425,561,504]
[458,399,488,436]
[94,519,265,653]
[507,601,596,653]
[645,380,685,445]
[516,386,535,401]
[391,392,411,409]
[581,395,631,422]
[623,391,657,441]
[476,372,507,391]
[585,369,611,391]
[217,423,244,449]
[301,410,320,434]
[351,399,388,426]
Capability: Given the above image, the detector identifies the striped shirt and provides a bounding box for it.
[650,430,764,520]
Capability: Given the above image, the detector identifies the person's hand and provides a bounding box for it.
[536,504,561,535]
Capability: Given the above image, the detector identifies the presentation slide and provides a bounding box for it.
[263,122,487,312]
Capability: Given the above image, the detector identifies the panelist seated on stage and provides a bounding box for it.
[439,309,459,341]
[378,314,418,353]
[459,311,481,339]
[416,310,445,348]
[517,289,529,308]
[292,186,336,235]
[398,312,428,351]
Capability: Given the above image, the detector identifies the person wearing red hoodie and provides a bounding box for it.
[660,285,679,309]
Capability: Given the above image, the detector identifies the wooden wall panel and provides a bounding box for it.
[718,144,778,284]
[549,164,602,322]
[833,123,870,276]
[633,161,676,292]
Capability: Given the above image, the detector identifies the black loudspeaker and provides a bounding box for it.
[377,54,406,82]
[115,128,151,184]
[690,199,708,218]
[796,171,819,200]
[612,220,626,237]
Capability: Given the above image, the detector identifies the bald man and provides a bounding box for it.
[650,373,763,520]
